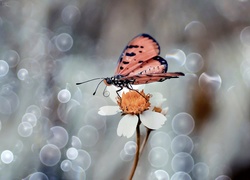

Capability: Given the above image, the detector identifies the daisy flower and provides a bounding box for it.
[98,90,167,138]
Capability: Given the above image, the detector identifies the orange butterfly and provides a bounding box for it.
[76,34,184,95]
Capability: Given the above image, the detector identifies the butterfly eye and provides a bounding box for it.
[104,78,112,85]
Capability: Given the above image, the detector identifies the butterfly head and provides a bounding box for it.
[103,77,113,86]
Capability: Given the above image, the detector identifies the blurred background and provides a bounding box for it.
[0,0,250,179]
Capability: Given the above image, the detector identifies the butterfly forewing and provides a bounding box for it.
[115,34,160,76]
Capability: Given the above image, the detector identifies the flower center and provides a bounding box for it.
[117,90,151,115]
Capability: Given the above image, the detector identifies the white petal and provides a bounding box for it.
[131,84,145,90]
[107,86,120,103]
[150,92,166,107]
[117,114,138,138]
[140,110,167,130]
[161,107,169,116]
[98,106,120,115]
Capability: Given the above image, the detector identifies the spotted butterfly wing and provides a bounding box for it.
[76,33,184,95]
[115,34,160,76]
[119,55,184,85]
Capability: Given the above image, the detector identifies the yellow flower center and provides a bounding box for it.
[117,90,151,115]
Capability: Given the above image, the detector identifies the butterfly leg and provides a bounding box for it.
[126,84,147,100]
[116,86,123,99]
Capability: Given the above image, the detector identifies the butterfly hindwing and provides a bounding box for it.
[115,34,160,76]
[127,56,168,76]
[124,72,184,85]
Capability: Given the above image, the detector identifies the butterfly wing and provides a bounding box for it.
[115,34,160,76]
[120,55,184,84]
[124,72,185,85]
[127,56,168,76]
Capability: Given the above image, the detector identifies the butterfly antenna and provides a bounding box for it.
[102,86,110,97]
[93,79,104,95]
[76,78,104,85]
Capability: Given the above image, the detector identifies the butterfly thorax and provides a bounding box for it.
[104,75,135,87]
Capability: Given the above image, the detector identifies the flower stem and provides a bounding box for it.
[128,122,140,180]
[140,128,152,155]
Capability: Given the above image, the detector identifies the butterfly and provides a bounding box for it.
[76,33,184,96]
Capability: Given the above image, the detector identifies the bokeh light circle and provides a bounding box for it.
[63,168,86,180]
[71,149,91,171]
[0,96,11,115]
[47,126,69,149]
[57,89,71,103]
[172,112,195,135]
[120,149,134,162]
[148,147,169,168]
[78,125,99,147]
[26,105,41,119]
[199,72,222,94]
[66,147,78,160]
[61,5,81,25]
[124,141,137,155]
[171,152,194,173]
[22,113,37,127]
[1,150,14,164]
[39,144,61,166]
[165,49,186,66]
[192,162,209,179]
[184,21,206,40]
[55,33,73,52]
[18,122,33,137]
[3,50,20,68]
[240,26,250,46]
[0,60,9,77]
[171,135,194,154]
[185,53,204,73]
[171,172,192,180]
[215,175,231,180]
[150,132,171,150]
[71,136,82,149]
[17,68,29,80]
[61,159,72,172]
[154,169,170,180]
[29,172,49,180]
[0,91,20,115]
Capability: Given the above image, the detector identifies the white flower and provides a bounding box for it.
[98,90,168,138]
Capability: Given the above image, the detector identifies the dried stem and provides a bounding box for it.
[139,128,152,155]
[128,121,141,180]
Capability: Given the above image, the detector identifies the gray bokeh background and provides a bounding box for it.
[0,0,250,179]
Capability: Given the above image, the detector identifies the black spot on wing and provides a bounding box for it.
[138,60,144,63]
[127,45,139,48]
[120,66,124,70]
[122,61,130,64]
[126,52,136,57]
[117,34,160,64]
[140,33,160,52]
